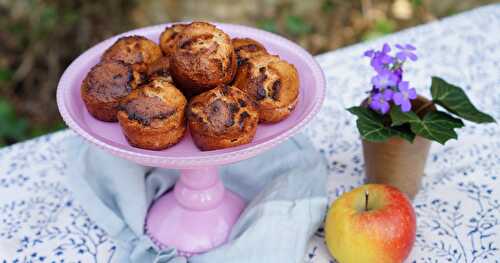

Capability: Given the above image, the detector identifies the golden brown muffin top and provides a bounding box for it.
[236,54,299,110]
[82,61,138,103]
[232,38,268,65]
[171,22,235,85]
[159,24,187,56]
[188,85,258,136]
[120,78,186,127]
[101,35,162,67]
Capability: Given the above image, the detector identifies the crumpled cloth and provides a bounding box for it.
[64,134,328,263]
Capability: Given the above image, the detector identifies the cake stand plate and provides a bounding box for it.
[56,22,325,256]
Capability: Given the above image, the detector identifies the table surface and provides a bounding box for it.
[1,4,499,263]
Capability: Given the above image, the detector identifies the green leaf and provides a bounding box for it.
[431,77,495,123]
[285,16,312,36]
[321,0,335,13]
[0,99,29,140]
[412,0,423,6]
[390,106,419,127]
[348,106,408,142]
[256,19,278,33]
[392,124,416,143]
[362,18,396,41]
[390,106,464,144]
[0,68,13,82]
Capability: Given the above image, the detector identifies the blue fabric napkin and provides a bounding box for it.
[63,134,328,263]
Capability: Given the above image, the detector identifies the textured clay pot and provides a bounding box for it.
[362,96,434,200]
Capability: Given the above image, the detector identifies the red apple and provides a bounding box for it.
[324,184,416,263]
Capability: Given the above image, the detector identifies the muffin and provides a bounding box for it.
[233,54,299,123]
[102,35,162,73]
[170,22,237,96]
[188,85,259,151]
[117,78,187,150]
[81,61,143,122]
[159,24,187,56]
[147,56,173,82]
[232,38,268,66]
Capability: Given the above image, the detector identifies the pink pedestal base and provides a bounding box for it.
[145,167,245,256]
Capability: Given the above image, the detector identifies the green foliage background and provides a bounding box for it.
[0,0,496,147]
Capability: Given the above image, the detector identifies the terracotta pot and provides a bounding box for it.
[362,96,434,199]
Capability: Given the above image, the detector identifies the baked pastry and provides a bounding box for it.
[233,54,299,123]
[159,24,187,56]
[170,22,237,96]
[187,85,259,151]
[102,35,162,73]
[117,78,187,150]
[147,56,173,82]
[232,38,268,65]
[81,61,143,122]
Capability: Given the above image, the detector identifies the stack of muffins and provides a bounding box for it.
[81,22,299,151]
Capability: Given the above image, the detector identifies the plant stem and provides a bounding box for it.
[365,190,369,211]
[414,100,434,116]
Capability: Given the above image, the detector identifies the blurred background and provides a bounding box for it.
[0,0,497,147]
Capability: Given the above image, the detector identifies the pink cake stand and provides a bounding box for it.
[56,22,325,256]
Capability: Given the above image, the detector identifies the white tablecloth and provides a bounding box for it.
[1,4,499,262]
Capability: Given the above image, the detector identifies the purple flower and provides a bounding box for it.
[395,44,417,62]
[369,92,391,114]
[393,81,417,112]
[371,70,399,89]
[365,43,394,73]
[371,52,394,72]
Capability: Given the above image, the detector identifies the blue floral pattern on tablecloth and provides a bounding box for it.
[1,4,499,263]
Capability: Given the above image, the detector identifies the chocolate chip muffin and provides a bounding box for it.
[117,78,187,150]
[233,54,299,123]
[232,38,268,66]
[188,85,259,151]
[159,24,187,56]
[102,35,162,73]
[81,61,143,122]
[170,22,237,96]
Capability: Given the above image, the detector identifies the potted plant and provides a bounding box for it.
[348,43,495,199]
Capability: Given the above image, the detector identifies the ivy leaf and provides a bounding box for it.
[392,124,416,143]
[347,106,414,142]
[390,106,464,144]
[390,107,418,127]
[431,77,495,123]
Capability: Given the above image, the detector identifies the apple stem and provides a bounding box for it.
[365,191,369,211]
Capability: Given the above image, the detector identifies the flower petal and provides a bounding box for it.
[369,100,380,111]
[388,74,399,87]
[398,81,409,91]
[408,52,418,61]
[382,43,391,53]
[369,94,382,111]
[401,100,412,112]
[396,52,407,62]
[383,89,394,100]
[408,88,418,99]
[405,44,416,50]
[371,75,380,88]
[393,92,404,105]
[380,101,390,114]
